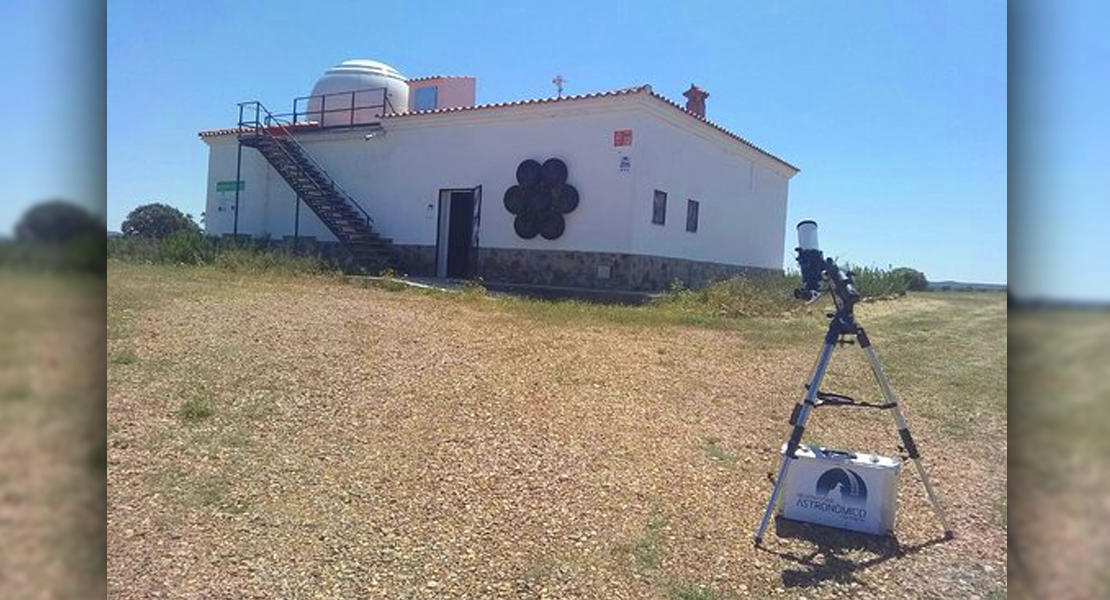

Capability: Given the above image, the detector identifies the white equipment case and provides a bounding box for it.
[777,444,901,535]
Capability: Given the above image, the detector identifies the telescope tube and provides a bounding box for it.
[797,220,819,251]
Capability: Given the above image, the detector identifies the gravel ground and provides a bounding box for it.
[107,268,1008,599]
[0,275,104,599]
[1009,310,1110,600]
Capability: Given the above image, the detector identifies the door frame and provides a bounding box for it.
[435,186,482,279]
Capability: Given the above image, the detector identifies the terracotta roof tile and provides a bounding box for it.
[199,122,320,139]
[383,85,650,118]
[406,75,475,83]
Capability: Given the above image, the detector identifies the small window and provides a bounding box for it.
[652,190,667,225]
[414,86,438,111]
[686,199,699,233]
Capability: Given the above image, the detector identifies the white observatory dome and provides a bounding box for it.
[307,59,409,126]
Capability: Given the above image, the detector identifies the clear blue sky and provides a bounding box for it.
[1016,1,1109,301]
[2,0,99,225]
[24,1,1026,288]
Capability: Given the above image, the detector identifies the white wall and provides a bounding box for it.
[629,101,792,270]
[203,137,335,241]
[201,94,794,269]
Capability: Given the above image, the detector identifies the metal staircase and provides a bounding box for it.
[236,101,397,274]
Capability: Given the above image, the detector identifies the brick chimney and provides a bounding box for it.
[682,84,709,118]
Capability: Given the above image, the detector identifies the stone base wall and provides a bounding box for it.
[392,244,436,277]
[247,236,365,271]
[386,244,772,291]
[223,237,772,291]
[477,247,773,292]
[477,247,772,290]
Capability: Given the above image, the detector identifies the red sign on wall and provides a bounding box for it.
[613,129,633,147]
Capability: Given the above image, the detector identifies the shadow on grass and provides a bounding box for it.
[758,517,950,590]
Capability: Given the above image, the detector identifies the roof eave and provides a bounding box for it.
[641,91,799,175]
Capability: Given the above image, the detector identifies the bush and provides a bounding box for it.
[15,200,104,244]
[845,265,909,298]
[64,235,107,274]
[162,231,215,265]
[178,396,214,422]
[0,201,106,275]
[891,267,928,291]
[212,246,333,275]
[0,236,105,275]
[108,234,337,275]
[701,273,797,317]
[659,272,797,318]
[121,203,199,239]
[106,236,163,262]
[654,265,913,320]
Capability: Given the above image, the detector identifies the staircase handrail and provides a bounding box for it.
[237,101,374,228]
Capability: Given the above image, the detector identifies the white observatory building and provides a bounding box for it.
[200,59,798,291]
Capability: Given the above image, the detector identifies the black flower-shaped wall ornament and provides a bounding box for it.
[503,158,579,240]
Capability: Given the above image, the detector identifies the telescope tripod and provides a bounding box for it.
[753,307,953,545]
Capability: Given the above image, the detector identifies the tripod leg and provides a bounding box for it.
[754,340,837,545]
[857,328,953,536]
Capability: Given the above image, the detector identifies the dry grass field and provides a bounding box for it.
[0,273,104,599]
[107,263,1008,599]
[1010,309,1110,600]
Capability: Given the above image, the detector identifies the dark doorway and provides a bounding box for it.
[437,188,480,279]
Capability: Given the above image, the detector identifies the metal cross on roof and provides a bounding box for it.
[552,75,566,98]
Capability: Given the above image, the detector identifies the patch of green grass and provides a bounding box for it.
[183,474,226,507]
[458,280,488,298]
[178,396,214,422]
[109,234,340,276]
[490,295,738,332]
[621,505,728,600]
[376,277,411,292]
[703,437,737,467]
[150,466,247,513]
[633,506,667,574]
[1,381,32,402]
[1010,309,1110,490]
[855,292,1008,442]
[0,335,26,367]
[190,474,249,513]
[110,348,138,365]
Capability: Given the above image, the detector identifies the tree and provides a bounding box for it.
[891,267,928,291]
[121,203,199,239]
[15,200,104,244]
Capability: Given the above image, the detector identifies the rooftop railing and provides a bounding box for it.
[255,86,399,129]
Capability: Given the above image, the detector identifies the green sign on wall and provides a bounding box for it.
[216,180,245,192]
